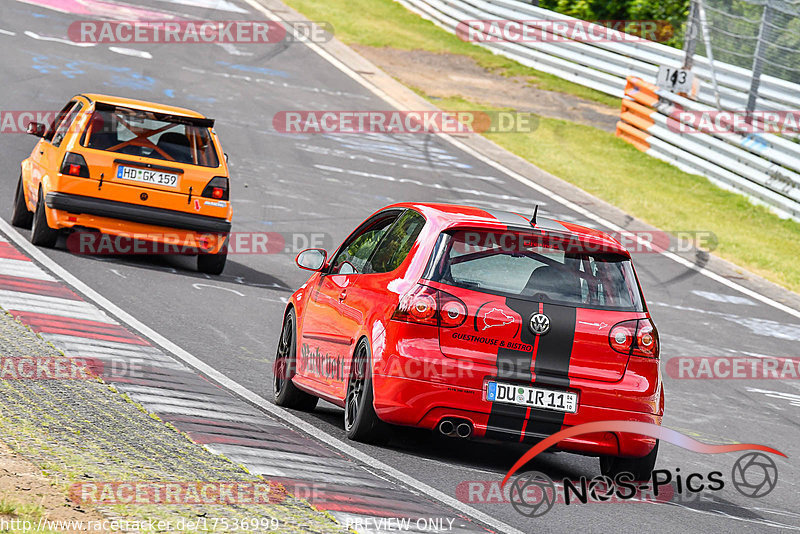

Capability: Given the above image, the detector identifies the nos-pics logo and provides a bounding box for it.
[502,421,783,517]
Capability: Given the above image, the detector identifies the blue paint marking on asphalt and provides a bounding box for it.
[216,61,289,78]
[186,95,217,104]
[24,52,156,90]
[107,73,155,91]
[31,55,83,77]
[164,89,176,98]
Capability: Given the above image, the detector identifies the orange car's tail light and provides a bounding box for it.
[60,152,90,178]
[201,176,229,201]
[393,284,467,328]
[609,319,659,359]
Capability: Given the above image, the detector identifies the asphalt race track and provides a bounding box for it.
[0,0,798,532]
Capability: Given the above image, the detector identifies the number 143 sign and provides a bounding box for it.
[656,66,699,97]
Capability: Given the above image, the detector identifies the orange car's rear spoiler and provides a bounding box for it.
[94,102,215,128]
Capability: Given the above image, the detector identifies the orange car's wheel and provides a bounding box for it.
[197,248,227,275]
[11,175,33,229]
[197,236,228,275]
[30,188,58,248]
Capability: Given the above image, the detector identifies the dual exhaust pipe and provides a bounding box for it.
[438,418,472,439]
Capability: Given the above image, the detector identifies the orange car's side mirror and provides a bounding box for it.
[26,122,46,138]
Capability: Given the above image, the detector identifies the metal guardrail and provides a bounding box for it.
[618,77,800,220]
[397,0,800,110]
[396,0,800,221]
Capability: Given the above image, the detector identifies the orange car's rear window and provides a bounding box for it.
[82,106,220,168]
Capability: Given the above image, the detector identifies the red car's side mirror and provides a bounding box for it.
[296,248,327,271]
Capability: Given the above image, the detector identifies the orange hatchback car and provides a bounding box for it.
[13,94,232,274]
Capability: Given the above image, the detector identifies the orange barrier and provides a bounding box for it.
[616,76,659,151]
[615,120,651,152]
[624,77,659,107]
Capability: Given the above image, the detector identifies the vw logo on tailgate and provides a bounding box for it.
[529,313,551,335]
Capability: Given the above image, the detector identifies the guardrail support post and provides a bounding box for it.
[746,2,773,122]
[683,0,699,70]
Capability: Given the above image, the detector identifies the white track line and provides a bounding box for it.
[0,217,517,534]
[24,31,95,47]
[109,47,153,59]
[241,0,800,323]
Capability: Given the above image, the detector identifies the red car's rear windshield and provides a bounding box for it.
[82,106,220,168]
[424,228,644,312]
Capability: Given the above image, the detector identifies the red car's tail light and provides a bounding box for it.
[393,285,467,328]
[394,285,438,326]
[60,152,90,178]
[609,319,659,358]
[439,293,467,328]
[635,320,658,358]
[609,320,636,353]
[201,176,229,201]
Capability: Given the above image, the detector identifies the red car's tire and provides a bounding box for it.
[344,339,390,444]
[11,175,33,229]
[273,309,318,411]
[599,440,659,481]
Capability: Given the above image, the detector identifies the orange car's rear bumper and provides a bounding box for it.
[45,192,230,254]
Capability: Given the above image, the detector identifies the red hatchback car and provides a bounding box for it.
[274,203,664,477]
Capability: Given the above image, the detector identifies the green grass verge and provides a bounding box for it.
[284,0,800,293]
[435,97,800,292]
[283,0,619,107]
[0,499,60,534]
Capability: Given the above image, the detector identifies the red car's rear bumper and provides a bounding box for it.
[372,330,663,458]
